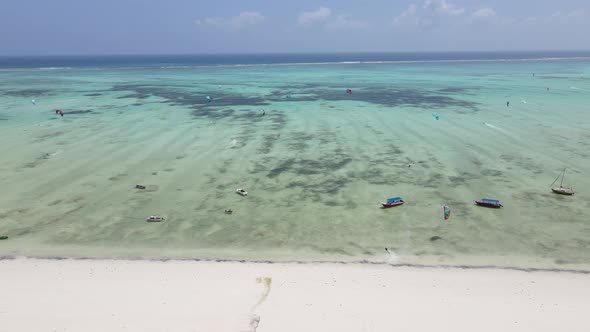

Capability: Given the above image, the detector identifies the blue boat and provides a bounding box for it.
[382,196,405,208]
[475,198,503,208]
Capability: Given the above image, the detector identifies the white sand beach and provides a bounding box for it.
[1,258,588,332]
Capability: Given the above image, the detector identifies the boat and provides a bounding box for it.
[225,209,233,214]
[550,168,574,195]
[382,196,404,208]
[135,184,146,190]
[146,215,165,222]
[236,188,248,196]
[474,198,503,208]
[0,236,8,240]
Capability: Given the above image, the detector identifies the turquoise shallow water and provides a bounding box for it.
[1,56,590,270]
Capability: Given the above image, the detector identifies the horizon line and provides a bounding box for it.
[2,49,590,57]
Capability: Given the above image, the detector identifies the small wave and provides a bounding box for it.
[48,150,63,157]
[228,138,239,148]
[38,67,72,70]
[160,66,192,69]
[483,122,507,133]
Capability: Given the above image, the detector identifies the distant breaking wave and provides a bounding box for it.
[156,56,590,70]
[0,55,588,71]
[38,67,73,70]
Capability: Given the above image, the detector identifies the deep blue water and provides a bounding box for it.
[1,51,590,69]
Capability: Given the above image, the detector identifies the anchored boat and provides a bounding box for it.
[475,198,503,208]
[382,196,404,208]
[236,188,248,196]
[551,168,574,195]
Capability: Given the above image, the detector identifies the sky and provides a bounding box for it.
[1,0,589,55]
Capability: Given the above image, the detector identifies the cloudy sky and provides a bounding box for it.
[1,0,589,55]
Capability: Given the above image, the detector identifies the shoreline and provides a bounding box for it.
[2,257,589,332]
[1,254,589,275]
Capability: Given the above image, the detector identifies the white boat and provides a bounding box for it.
[236,188,248,196]
[550,168,575,196]
[146,215,165,222]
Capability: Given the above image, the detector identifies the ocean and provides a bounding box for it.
[1,52,589,270]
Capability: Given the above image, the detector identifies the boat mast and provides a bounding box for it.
[550,172,561,187]
[560,168,566,187]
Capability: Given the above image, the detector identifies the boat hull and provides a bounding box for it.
[382,201,404,208]
[552,188,574,195]
[474,201,502,208]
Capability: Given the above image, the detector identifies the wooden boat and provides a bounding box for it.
[382,196,404,208]
[146,215,165,222]
[475,198,503,208]
[551,168,574,195]
[236,188,248,196]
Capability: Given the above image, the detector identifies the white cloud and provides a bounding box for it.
[324,15,370,31]
[548,9,586,22]
[522,9,587,26]
[392,4,435,29]
[196,11,266,31]
[393,4,418,26]
[296,7,368,32]
[393,4,430,27]
[423,0,464,16]
[298,7,332,26]
[472,8,496,18]
[392,0,465,29]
